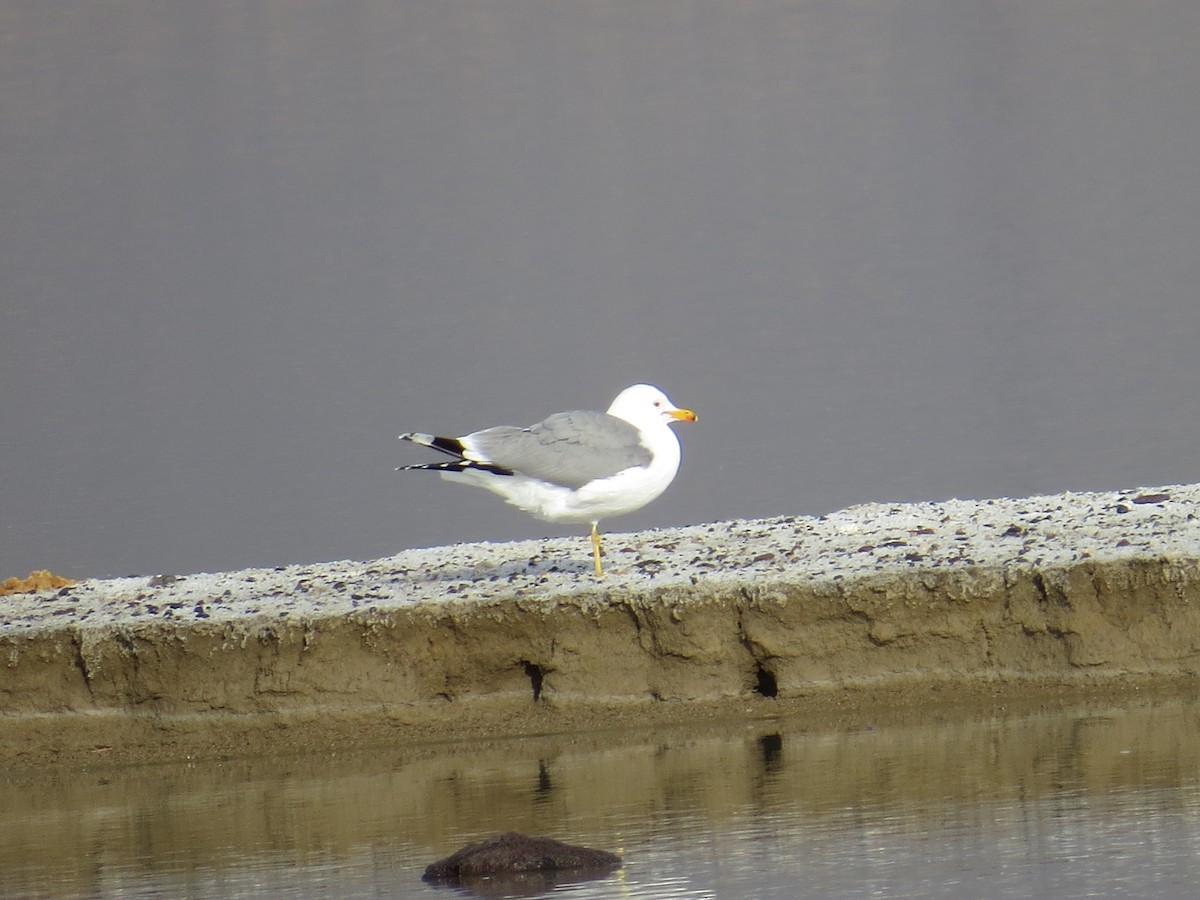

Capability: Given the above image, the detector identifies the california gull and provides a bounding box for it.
[397,384,697,575]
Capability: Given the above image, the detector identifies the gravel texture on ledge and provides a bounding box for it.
[4,483,1195,634]
[2,483,1200,766]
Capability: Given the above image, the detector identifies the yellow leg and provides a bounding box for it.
[591,523,604,576]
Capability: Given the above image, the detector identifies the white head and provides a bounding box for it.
[606,384,698,430]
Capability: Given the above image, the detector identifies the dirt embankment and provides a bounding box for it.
[3,484,1200,767]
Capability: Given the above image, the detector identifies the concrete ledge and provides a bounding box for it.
[4,484,1200,766]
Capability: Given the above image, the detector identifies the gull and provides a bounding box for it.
[397,384,697,575]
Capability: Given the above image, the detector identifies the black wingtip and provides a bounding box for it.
[398,432,469,458]
[396,460,516,477]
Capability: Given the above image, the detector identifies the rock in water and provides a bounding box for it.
[423,831,621,881]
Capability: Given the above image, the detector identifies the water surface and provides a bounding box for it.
[4,700,1200,898]
[3,1,1200,578]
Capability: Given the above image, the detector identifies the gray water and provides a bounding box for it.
[7,7,1200,896]
[4,700,1200,898]
[3,1,1200,580]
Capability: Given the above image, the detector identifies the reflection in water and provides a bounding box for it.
[3,700,1200,898]
[758,732,783,771]
[534,760,553,804]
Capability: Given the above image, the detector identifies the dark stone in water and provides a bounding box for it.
[423,831,621,881]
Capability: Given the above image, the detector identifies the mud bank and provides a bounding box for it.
[4,484,1200,767]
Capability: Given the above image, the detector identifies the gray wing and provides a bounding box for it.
[465,410,652,490]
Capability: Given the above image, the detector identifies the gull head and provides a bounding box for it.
[606,384,697,430]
